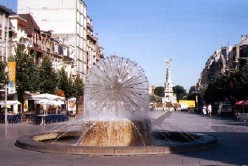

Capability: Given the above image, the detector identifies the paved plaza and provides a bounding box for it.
[1,110,248,166]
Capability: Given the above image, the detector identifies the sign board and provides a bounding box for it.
[7,62,16,94]
[68,98,76,116]
[68,98,76,111]
[178,100,196,109]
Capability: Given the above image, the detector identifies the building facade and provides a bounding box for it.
[0,6,75,87]
[17,0,88,82]
[19,13,75,77]
[0,5,15,61]
[197,35,248,92]
[86,16,104,70]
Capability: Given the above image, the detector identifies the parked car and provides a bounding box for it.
[217,102,233,116]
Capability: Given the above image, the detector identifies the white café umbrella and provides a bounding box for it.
[0,100,20,109]
[0,100,21,105]
[34,100,64,106]
[30,93,65,101]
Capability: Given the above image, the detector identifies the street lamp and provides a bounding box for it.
[4,66,8,125]
[4,16,9,125]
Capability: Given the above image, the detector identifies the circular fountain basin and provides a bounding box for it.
[15,131,217,156]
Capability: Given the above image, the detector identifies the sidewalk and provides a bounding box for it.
[1,111,248,166]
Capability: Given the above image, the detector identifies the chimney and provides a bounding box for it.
[241,35,248,41]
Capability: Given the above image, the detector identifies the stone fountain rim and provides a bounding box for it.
[15,131,217,156]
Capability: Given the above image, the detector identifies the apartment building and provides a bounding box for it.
[0,5,15,61]
[86,16,104,69]
[197,35,248,91]
[1,5,75,79]
[18,13,74,75]
[17,0,88,82]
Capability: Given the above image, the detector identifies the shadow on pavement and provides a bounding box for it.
[180,131,248,166]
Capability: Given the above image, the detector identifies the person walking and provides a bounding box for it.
[202,105,207,116]
[208,104,212,116]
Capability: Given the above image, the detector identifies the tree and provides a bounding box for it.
[72,74,84,114]
[188,86,196,94]
[203,76,227,103]
[15,48,39,104]
[39,55,58,94]
[202,64,248,104]
[72,74,84,97]
[0,61,8,89]
[57,68,74,98]
[154,86,164,97]
[240,64,248,99]
[173,85,187,100]
[187,86,196,100]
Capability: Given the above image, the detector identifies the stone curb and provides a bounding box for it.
[15,131,217,156]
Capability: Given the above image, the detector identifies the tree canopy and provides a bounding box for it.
[173,85,187,100]
[0,61,8,88]
[39,55,58,94]
[15,48,39,103]
[154,86,164,97]
[203,63,248,103]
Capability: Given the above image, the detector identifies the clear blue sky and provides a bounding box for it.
[2,0,248,91]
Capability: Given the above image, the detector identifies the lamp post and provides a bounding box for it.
[4,66,8,125]
[4,16,9,125]
[4,83,8,124]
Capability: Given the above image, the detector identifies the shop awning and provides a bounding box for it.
[235,100,248,105]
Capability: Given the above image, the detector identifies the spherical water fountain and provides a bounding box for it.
[82,55,151,146]
[15,56,217,156]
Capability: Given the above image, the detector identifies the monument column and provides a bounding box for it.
[163,59,177,111]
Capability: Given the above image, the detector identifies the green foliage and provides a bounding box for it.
[173,85,187,100]
[39,55,58,94]
[187,86,196,100]
[188,86,196,94]
[57,69,84,108]
[154,85,188,100]
[236,64,248,99]
[71,74,84,114]
[203,76,228,103]
[203,64,248,103]
[0,61,8,88]
[15,48,40,103]
[57,68,74,98]
[8,56,15,62]
[154,86,164,97]
[11,46,84,116]
[72,74,84,98]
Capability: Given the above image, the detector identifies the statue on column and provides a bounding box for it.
[164,59,173,93]
[162,58,177,111]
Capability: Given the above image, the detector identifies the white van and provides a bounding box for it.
[217,102,232,116]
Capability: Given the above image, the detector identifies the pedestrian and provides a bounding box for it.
[208,104,212,116]
[202,105,207,115]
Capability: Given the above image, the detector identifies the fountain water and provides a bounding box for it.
[15,56,217,155]
[82,55,151,146]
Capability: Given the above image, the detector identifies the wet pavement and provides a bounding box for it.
[1,110,248,166]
